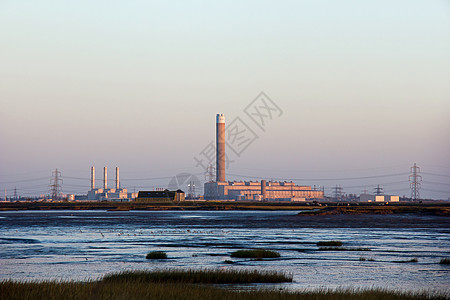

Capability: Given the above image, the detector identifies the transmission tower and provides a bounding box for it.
[187,181,196,199]
[205,164,215,182]
[409,163,422,201]
[332,185,343,201]
[49,168,63,201]
[374,185,384,195]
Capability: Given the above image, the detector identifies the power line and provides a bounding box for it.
[227,172,409,181]
[120,176,182,181]
[344,181,407,189]
[422,172,450,178]
[62,176,91,181]
[421,188,450,194]
[422,181,450,187]
[0,177,49,184]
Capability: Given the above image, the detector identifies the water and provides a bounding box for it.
[0,210,449,293]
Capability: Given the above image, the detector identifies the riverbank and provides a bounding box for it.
[296,204,450,216]
[0,201,449,216]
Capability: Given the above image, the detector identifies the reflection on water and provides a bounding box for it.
[0,210,449,293]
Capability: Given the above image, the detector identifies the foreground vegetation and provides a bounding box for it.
[2,280,447,300]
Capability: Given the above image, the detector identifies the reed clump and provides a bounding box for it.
[102,268,292,284]
[146,251,167,259]
[395,258,418,263]
[318,247,371,251]
[317,241,343,247]
[359,257,376,262]
[315,239,369,252]
[230,249,280,259]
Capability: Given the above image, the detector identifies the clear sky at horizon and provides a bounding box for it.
[1,1,449,199]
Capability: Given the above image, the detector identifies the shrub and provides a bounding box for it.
[230,249,280,259]
[317,241,343,247]
[146,251,167,259]
[439,258,450,265]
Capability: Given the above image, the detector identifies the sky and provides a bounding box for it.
[1,1,449,199]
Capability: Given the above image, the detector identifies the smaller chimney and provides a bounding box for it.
[91,166,95,190]
[115,167,119,190]
[103,167,107,190]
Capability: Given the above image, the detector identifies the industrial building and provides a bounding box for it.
[359,194,400,203]
[204,114,324,201]
[87,167,135,201]
[205,180,323,201]
[135,190,185,202]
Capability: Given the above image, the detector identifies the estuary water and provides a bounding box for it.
[0,210,449,293]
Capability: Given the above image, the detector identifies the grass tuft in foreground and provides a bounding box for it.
[1,280,448,300]
[146,251,167,259]
[230,249,280,259]
[102,268,291,284]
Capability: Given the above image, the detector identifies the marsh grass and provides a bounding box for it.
[317,241,343,247]
[439,258,450,265]
[1,281,448,300]
[102,269,292,284]
[359,257,376,262]
[318,247,371,251]
[146,251,167,259]
[231,249,281,259]
[396,258,418,263]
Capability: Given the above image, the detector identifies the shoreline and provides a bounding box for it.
[0,201,449,216]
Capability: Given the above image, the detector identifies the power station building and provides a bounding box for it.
[204,180,323,201]
[87,167,132,201]
[204,114,324,201]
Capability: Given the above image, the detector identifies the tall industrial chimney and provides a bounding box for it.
[115,167,119,190]
[91,166,95,190]
[103,167,107,190]
[216,114,225,182]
